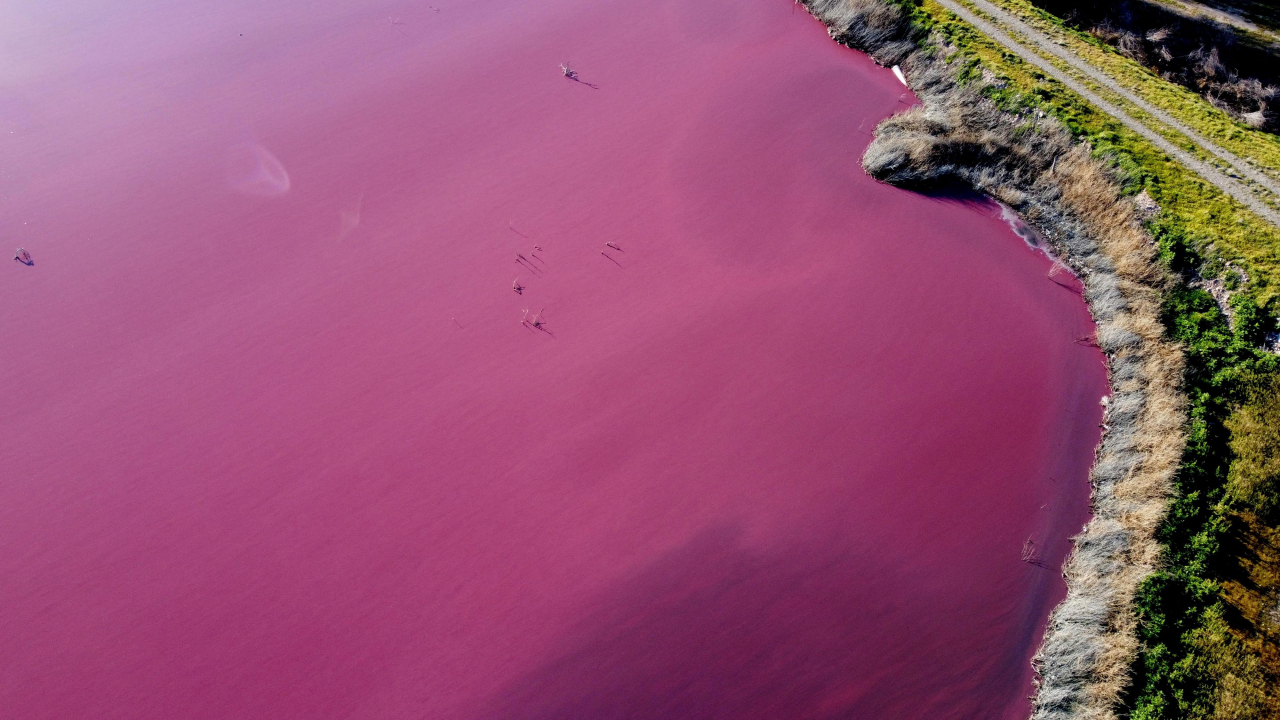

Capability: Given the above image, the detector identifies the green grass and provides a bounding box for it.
[908,0,1280,309]
[1128,233,1278,716]
[967,0,1280,180]
[1227,373,1280,516]
[1177,0,1280,36]
[883,0,1280,715]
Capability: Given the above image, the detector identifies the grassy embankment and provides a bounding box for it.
[807,0,1181,715]
[967,0,1280,179]
[1011,0,1280,135]
[884,0,1280,716]
[1171,0,1280,34]
[1192,0,1280,34]
[939,0,1280,298]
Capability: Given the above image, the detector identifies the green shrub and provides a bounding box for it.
[1129,238,1279,717]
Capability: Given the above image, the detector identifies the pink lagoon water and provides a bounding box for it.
[0,0,1108,717]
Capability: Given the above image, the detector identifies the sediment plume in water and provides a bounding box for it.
[800,1,1187,717]
[225,142,291,197]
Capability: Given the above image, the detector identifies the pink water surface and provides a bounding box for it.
[0,0,1108,717]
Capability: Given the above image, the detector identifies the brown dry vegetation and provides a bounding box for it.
[802,0,1187,716]
[1213,511,1280,717]
[1032,0,1280,132]
[1048,150,1187,718]
[1226,374,1280,516]
[1208,374,1280,715]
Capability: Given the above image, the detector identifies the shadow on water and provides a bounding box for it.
[1050,276,1084,295]
[915,182,990,210]
[473,525,1023,720]
[561,66,599,89]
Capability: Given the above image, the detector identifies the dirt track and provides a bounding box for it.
[934,0,1280,228]
[1142,0,1280,48]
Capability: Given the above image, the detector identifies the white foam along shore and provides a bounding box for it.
[799,1,1188,718]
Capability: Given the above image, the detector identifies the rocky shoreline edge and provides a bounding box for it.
[799,1,1188,717]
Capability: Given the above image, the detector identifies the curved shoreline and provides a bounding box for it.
[799,1,1188,717]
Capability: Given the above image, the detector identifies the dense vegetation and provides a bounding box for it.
[1029,0,1280,132]
[1126,223,1278,717]
[870,0,1280,714]
[933,0,1280,291]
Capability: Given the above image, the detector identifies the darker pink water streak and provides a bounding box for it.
[0,0,1108,717]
